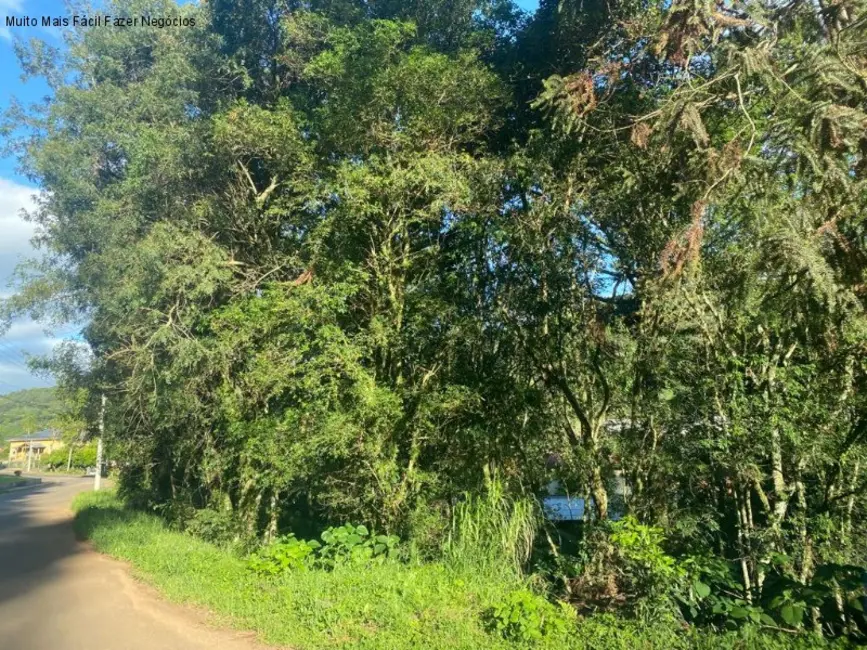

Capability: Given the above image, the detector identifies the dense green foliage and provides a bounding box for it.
[247,523,400,574]
[74,490,853,649]
[40,441,99,471]
[0,387,63,441]
[5,0,867,644]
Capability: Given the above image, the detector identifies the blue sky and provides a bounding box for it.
[0,0,62,394]
[0,0,539,394]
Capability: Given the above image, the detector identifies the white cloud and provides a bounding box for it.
[0,0,25,42]
[0,361,52,392]
[0,322,69,393]
[0,176,65,394]
[0,177,39,283]
[3,319,46,341]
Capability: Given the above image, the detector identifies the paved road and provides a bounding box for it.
[0,477,266,650]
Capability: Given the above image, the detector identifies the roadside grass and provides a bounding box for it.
[0,474,41,490]
[73,490,518,649]
[72,491,853,650]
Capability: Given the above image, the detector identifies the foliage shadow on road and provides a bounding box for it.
[0,484,85,614]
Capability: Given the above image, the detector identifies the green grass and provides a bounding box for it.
[0,474,39,489]
[71,491,852,650]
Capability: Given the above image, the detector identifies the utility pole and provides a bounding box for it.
[23,415,37,473]
[26,432,33,473]
[94,394,105,491]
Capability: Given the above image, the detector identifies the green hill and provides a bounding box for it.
[0,387,64,441]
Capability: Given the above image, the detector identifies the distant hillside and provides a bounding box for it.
[0,387,64,441]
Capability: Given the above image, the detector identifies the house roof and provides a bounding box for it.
[7,430,58,443]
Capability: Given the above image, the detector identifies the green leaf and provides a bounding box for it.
[780,604,801,626]
[693,580,711,599]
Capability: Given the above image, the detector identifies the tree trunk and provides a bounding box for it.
[843,460,860,544]
[264,490,279,544]
[770,427,790,533]
[735,486,753,602]
[590,465,608,520]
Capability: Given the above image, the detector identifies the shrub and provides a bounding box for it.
[246,524,400,576]
[676,554,760,630]
[73,443,98,468]
[41,448,69,469]
[185,506,246,548]
[248,534,321,575]
[42,443,99,471]
[318,523,400,568]
[609,516,684,601]
[485,589,574,643]
[759,561,867,633]
[566,516,685,618]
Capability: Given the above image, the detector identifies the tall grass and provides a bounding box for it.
[444,472,541,579]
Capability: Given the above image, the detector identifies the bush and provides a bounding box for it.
[184,506,247,548]
[248,534,321,575]
[247,524,400,576]
[676,554,772,631]
[486,589,575,643]
[41,442,99,471]
[41,448,69,469]
[319,524,400,568]
[73,443,98,468]
[609,516,684,604]
[566,516,685,618]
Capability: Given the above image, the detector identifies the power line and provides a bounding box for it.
[0,357,32,376]
[0,340,30,359]
[0,340,39,373]
[0,346,34,374]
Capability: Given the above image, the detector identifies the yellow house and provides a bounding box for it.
[7,430,65,465]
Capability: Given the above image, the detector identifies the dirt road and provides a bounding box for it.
[0,477,266,650]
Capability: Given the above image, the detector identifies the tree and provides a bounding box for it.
[2,0,865,635]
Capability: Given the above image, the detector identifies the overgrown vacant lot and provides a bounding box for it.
[73,491,852,650]
[6,0,867,646]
